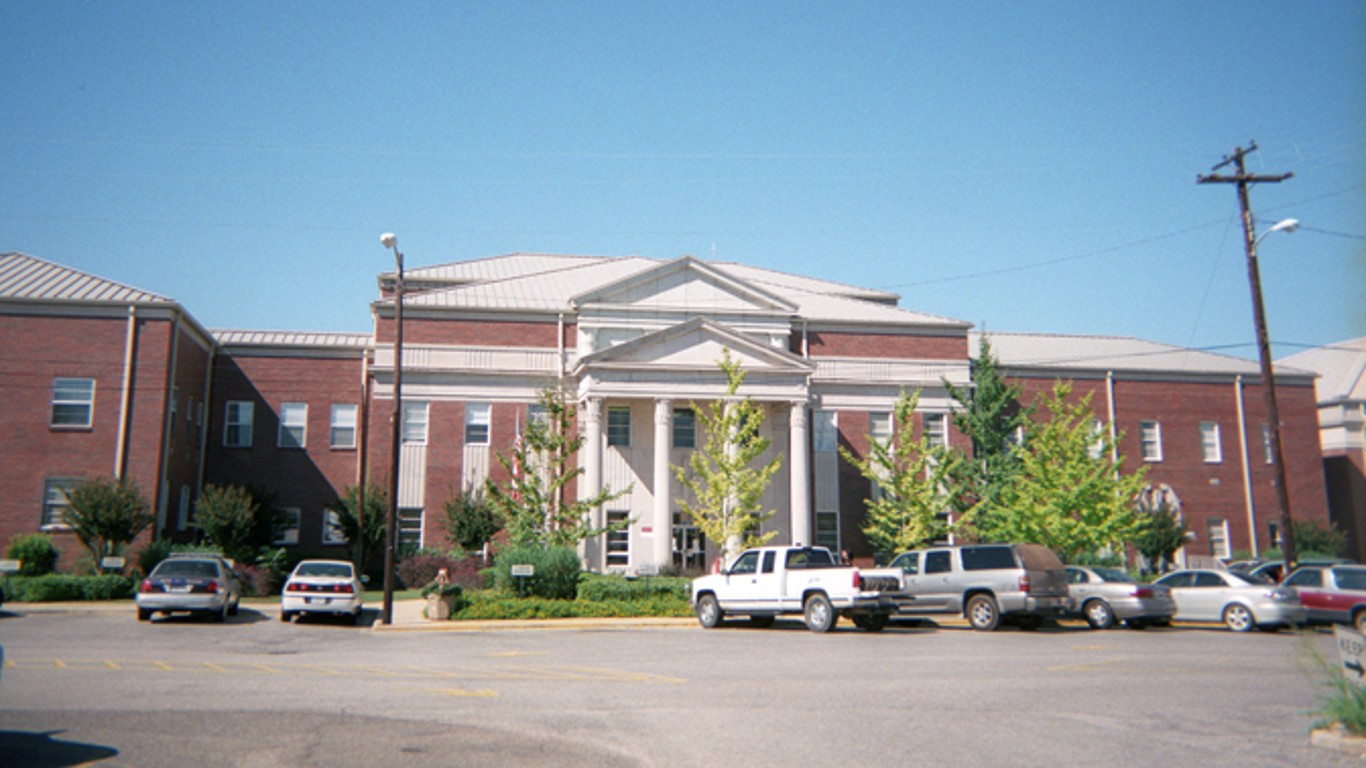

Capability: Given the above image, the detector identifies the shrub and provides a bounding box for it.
[490,544,581,599]
[4,574,134,602]
[6,534,60,576]
[577,573,691,602]
[133,538,175,576]
[397,549,460,590]
[449,590,691,620]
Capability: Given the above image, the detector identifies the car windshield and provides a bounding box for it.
[1091,567,1135,583]
[154,560,218,578]
[296,563,353,578]
[1225,571,1270,586]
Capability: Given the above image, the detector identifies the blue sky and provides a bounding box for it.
[3,2,1363,360]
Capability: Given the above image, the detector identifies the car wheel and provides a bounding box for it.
[1223,603,1254,632]
[1083,599,1116,630]
[748,615,775,628]
[280,610,293,623]
[213,603,228,623]
[853,613,889,632]
[966,595,1000,631]
[695,594,724,629]
[1354,610,1366,633]
[137,608,152,622]
[228,598,240,617]
[803,593,837,633]
[348,610,361,626]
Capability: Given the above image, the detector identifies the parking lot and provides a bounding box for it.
[3,603,1363,766]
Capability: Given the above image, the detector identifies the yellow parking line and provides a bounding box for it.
[202,663,227,673]
[53,660,66,669]
[154,661,174,671]
[299,664,341,676]
[249,663,280,674]
[104,660,120,670]
[423,687,499,698]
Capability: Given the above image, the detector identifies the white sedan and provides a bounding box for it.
[1153,568,1305,632]
[280,560,366,624]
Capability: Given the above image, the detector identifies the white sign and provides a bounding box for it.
[636,564,660,577]
[0,559,20,573]
[101,556,126,570]
[510,564,535,577]
[1334,625,1366,686]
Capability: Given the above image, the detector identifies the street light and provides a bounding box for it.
[379,232,404,625]
[1245,217,1298,576]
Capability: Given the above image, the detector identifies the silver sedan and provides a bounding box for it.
[1064,565,1176,629]
[1153,568,1306,632]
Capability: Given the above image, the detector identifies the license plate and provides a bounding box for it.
[306,597,330,605]
[169,585,191,593]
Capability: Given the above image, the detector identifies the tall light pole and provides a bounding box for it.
[379,232,404,625]
[1198,143,1296,576]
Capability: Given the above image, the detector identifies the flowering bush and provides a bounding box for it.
[397,550,486,591]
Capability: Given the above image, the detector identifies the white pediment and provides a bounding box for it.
[571,256,796,315]
[575,317,812,374]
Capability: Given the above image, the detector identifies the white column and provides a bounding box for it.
[582,397,604,568]
[653,399,673,570]
[789,401,811,546]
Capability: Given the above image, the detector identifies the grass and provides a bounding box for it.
[1301,635,1366,736]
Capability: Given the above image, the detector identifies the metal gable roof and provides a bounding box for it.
[1280,338,1366,402]
[212,329,373,349]
[0,252,174,305]
[974,331,1314,380]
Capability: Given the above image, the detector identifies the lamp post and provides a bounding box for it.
[379,232,404,625]
[1247,217,1298,576]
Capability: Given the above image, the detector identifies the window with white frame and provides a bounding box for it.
[1087,419,1105,460]
[814,410,838,452]
[330,404,357,449]
[322,509,347,545]
[224,401,254,447]
[169,387,178,436]
[1139,420,1163,462]
[527,403,548,426]
[1199,421,1222,463]
[278,402,307,448]
[40,477,81,528]
[607,406,631,447]
[275,507,300,545]
[673,408,696,449]
[1261,424,1274,465]
[465,402,491,445]
[1207,517,1231,559]
[606,510,630,567]
[50,377,95,428]
[869,411,892,448]
[814,511,839,550]
[924,413,948,448]
[398,508,424,550]
[402,401,428,444]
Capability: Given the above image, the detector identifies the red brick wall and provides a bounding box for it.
[804,331,968,360]
[377,316,560,347]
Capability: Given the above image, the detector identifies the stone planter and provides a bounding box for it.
[426,594,456,620]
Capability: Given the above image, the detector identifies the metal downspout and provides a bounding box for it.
[115,306,137,479]
[1235,375,1259,555]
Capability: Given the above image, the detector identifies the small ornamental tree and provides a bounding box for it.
[972,381,1148,561]
[332,483,388,574]
[944,335,1033,523]
[674,350,783,564]
[485,387,631,549]
[194,484,260,563]
[1132,498,1189,574]
[443,485,502,552]
[842,389,966,560]
[63,477,154,571]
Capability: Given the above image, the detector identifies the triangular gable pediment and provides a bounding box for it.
[570,256,797,315]
[574,317,812,374]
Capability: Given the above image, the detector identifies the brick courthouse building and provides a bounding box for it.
[0,251,1331,571]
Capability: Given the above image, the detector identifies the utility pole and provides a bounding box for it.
[1197,142,1296,574]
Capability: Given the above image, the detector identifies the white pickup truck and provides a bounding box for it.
[690,545,909,632]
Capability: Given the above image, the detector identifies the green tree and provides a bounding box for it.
[332,483,388,574]
[485,387,631,548]
[972,381,1148,561]
[443,485,502,552]
[194,484,257,562]
[1290,519,1348,559]
[1132,498,1189,574]
[842,389,966,560]
[944,335,1033,523]
[63,477,154,571]
[674,350,783,563]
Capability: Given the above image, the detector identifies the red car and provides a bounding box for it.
[1283,565,1366,631]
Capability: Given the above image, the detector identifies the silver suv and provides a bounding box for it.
[889,544,1069,631]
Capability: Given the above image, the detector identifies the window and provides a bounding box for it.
[275,507,300,545]
[1261,424,1274,465]
[814,510,839,550]
[761,550,777,574]
[278,402,307,448]
[40,477,81,528]
[924,413,947,448]
[224,401,254,447]
[177,485,190,530]
[961,546,1016,571]
[1139,420,1163,462]
[465,402,491,445]
[673,511,705,570]
[1199,421,1222,463]
[1207,517,1230,559]
[730,551,759,575]
[869,412,892,447]
[606,510,630,566]
[924,550,952,574]
[1087,420,1105,460]
[169,387,177,436]
[51,378,95,428]
[672,408,696,449]
[402,401,428,444]
[330,404,357,449]
[399,508,424,550]
[607,406,631,447]
[322,509,347,545]
[527,403,548,426]
[814,410,838,452]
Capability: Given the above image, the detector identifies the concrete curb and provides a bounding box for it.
[1310,724,1366,758]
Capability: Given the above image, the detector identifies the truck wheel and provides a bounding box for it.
[853,613,889,632]
[748,615,775,628]
[137,608,151,622]
[803,593,837,633]
[1222,603,1254,632]
[966,595,1000,631]
[1083,599,1115,630]
[696,594,724,629]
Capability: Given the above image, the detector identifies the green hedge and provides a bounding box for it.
[452,590,691,620]
[2,574,135,602]
[577,573,691,602]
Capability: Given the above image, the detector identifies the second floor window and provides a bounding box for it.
[224,401,254,447]
[51,377,95,428]
[1139,420,1162,462]
[465,402,491,445]
[330,404,357,449]
[923,413,948,448]
[814,410,838,452]
[278,402,307,448]
[1200,421,1222,463]
[673,408,696,449]
[402,401,428,444]
[607,406,631,447]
